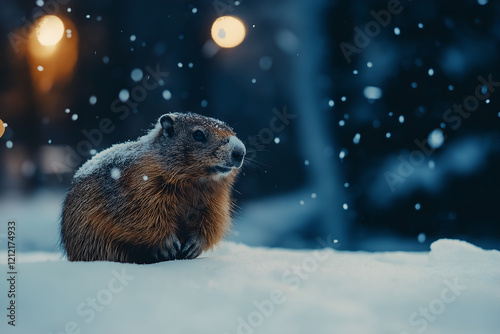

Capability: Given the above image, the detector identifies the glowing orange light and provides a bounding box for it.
[0,119,5,138]
[211,16,246,48]
[27,16,78,93]
[36,15,64,46]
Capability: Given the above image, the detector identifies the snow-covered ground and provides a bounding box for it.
[0,239,499,334]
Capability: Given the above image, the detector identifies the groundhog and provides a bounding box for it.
[60,112,245,264]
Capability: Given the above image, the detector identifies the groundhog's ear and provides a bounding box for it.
[159,114,175,137]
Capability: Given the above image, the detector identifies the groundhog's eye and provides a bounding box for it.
[192,130,207,142]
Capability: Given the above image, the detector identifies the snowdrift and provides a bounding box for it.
[1,239,499,334]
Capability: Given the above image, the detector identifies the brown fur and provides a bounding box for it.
[61,113,244,263]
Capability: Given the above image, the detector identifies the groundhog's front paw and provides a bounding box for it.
[179,235,204,259]
[158,235,182,261]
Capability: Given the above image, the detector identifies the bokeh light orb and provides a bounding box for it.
[0,119,5,138]
[211,16,246,48]
[36,15,65,46]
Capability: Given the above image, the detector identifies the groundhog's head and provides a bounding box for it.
[155,112,245,179]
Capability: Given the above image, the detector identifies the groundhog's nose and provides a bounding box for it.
[231,147,245,167]
[229,136,246,168]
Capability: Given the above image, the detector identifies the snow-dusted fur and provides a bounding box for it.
[61,112,245,263]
